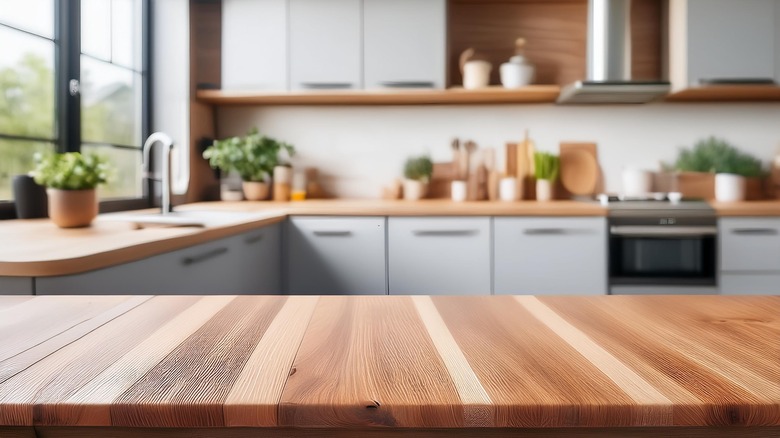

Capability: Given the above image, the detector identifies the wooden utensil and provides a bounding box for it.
[451,139,461,180]
[560,149,598,196]
[516,130,535,199]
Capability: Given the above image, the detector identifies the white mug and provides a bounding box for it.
[463,60,492,89]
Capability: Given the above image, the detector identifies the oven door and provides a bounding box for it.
[609,225,717,286]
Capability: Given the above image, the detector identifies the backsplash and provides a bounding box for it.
[217,103,780,198]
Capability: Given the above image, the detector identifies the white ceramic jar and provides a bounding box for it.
[500,55,534,88]
[715,173,746,202]
[463,60,492,89]
[621,168,653,197]
[451,180,467,202]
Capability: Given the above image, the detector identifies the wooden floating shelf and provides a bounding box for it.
[196,85,562,106]
[665,85,780,102]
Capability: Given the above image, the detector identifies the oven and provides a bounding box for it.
[608,204,717,294]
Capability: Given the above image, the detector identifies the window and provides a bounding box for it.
[0,0,149,212]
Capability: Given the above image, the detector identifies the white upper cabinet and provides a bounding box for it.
[669,0,779,90]
[363,0,446,89]
[222,0,288,91]
[289,0,362,90]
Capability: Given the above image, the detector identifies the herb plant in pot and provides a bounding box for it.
[533,152,559,201]
[31,152,111,228]
[403,155,433,201]
[674,137,764,202]
[203,128,295,201]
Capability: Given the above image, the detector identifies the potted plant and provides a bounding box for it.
[31,152,111,228]
[402,155,433,201]
[533,152,559,201]
[674,137,764,202]
[203,128,295,201]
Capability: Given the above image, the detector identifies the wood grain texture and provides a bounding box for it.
[196,86,561,106]
[666,86,780,102]
[1,295,779,432]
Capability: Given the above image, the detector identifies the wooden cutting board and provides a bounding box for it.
[559,142,603,197]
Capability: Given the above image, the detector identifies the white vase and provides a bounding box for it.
[403,179,427,201]
[715,173,746,202]
[536,179,554,202]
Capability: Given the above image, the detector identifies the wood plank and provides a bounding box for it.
[31,426,780,438]
[0,296,199,426]
[538,296,780,426]
[110,296,288,427]
[0,296,150,382]
[279,296,465,428]
[431,296,652,427]
[0,296,33,311]
[0,427,36,438]
[223,296,320,426]
[62,296,237,426]
[666,86,780,102]
[196,86,560,106]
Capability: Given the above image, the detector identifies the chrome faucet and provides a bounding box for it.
[143,132,175,215]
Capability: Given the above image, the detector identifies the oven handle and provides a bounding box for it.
[610,225,718,237]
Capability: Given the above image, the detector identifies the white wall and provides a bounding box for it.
[217,103,780,198]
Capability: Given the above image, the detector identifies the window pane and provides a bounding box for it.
[81,0,111,61]
[0,27,56,139]
[111,0,142,70]
[82,144,142,199]
[81,56,141,146]
[0,0,54,39]
[0,139,54,201]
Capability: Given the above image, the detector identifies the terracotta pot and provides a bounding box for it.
[242,181,270,201]
[46,188,98,228]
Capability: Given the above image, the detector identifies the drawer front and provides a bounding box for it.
[232,224,282,294]
[720,273,780,295]
[720,218,780,272]
[388,217,491,295]
[494,217,607,295]
[287,216,386,295]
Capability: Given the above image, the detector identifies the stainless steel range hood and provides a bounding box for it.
[557,0,670,104]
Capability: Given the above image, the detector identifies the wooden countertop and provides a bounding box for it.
[1,295,779,438]
[2,198,780,278]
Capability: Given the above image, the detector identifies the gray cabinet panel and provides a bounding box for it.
[0,277,34,295]
[388,217,491,295]
[363,0,446,89]
[289,0,362,90]
[232,223,282,294]
[222,0,288,91]
[287,216,386,295]
[494,217,607,295]
[687,0,776,84]
[720,218,780,272]
[720,273,780,295]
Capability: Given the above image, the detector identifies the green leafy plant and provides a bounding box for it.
[674,137,765,178]
[403,155,433,182]
[203,128,295,182]
[31,152,112,190]
[534,152,559,181]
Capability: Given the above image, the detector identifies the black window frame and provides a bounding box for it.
[0,0,153,219]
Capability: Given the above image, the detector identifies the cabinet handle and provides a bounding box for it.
[313,230,353,237]
[181,247,228,266]
[379,81,435,88]
[731,228,779,236]
[610,226,717,237]
[244,234,264,245]
[300,82,353,90]
[413,230,478,237]
[523,228,592,236]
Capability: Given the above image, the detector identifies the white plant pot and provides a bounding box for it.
[536,179,554,202]
[242,181,270,201]
[403,179,427,201]
[715,173,746,202]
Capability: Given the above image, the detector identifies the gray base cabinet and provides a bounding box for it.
[388,217,491,295]
[494,217,607,295]
[286,216,386,295]
[36,224,282,295]
[719,218,780,295]
[0,277,34,295]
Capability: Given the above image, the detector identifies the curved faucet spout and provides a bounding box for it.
[143,132,175,214]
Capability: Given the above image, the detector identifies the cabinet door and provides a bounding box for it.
[222,0,288,91]
[0,277,34,295]
[363,0,446,89]
[287,216,386,295]
[687,0,776,84]
[720,218,780,272]
[720,273,780,295]
[388,217,491,295]
[232,224,282,294]
[36,238,239,295]
[494,217,607,295]
[289,0,362,90]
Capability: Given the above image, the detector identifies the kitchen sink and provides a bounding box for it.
[98,210,276,228]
